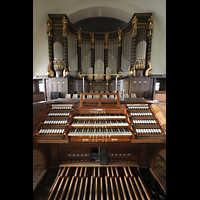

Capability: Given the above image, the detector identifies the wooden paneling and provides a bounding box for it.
[139,144,150,167]
[91,81,106,92]
[41,75,164,101]
[47,77,68,100]
[129,77,153,98]
[153,91,166,102]
[109,78,129,93]
[33,92,44,102]
[68,78,86,94]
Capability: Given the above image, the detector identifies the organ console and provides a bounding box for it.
[33,93,166,199]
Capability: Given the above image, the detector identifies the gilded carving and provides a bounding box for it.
[118,28,123,47]
[94,74,104,81]
[47,62,54,77]
[77,28,82,46]
[106,74,111,80]
[147,16,153,36]
[87,74,93,81]
[62,16,68,37]
[90,32,95,48]
[128,64,136,77]
[78,71,83,79]
[47,17,52,37]
[145,61,152,77]
[62,16,68,30]
[135,59,146,69]
[104,33,109,49]
[53,60,65,70]
[131,16,138,37]
[63,66,70,77]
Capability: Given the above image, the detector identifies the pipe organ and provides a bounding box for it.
[46,13,153,78]
[46,13,157,100]
[33,94,166,199]
[34,12,166,199]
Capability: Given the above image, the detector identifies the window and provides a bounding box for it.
[155,82,160,91]
[38,80,44,92]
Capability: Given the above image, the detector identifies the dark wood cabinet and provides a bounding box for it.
[33,74,165,101]
[129,77,153,98]
[47,77,68,100]
[33,78,46,102]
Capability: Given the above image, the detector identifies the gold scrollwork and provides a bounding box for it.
[145,61,152,77]
[47,62,54,77]
[128,64,136,77]
[78,71,83,79]
[87,74,93,81]
[63,66,70,77]
[94,74,104,81]
[106,74,111,80]
[117,70,123,79]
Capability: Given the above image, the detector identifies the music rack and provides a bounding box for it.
[80,93,120,107]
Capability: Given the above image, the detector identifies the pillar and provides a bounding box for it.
[117,28,123,73]
[115,76,118,92]
[104,33,109,74]
[62,16,69,77]
[90,33,95,76]
[47,16,54,77]
[145,15,153,77]
[82,76,85,92]
[130,16,138,77]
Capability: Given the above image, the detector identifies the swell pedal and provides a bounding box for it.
[100,147,108,165]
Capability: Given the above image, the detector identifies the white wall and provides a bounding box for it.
[33,0,166,76]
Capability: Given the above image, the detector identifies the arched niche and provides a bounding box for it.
[33,149,47,173]
[53,42,64,60]
[149,146,166,169]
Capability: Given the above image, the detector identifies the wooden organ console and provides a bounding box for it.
[33,93,166,200]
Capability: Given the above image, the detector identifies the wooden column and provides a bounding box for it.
[90,33,95,76]
[104,33,109,74]
[145,15,153,77]
[130,16,138,77]
[117,46,122,73]
[62,16,69,77]
[47,16,54,77]
[146,15,153,64]
[104,49,108,73]
[117,28,123,73]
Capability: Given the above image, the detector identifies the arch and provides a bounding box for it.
[33,149,47,170]
[149,144,166,169]
[67,6,134,24]
[53,42,64,60]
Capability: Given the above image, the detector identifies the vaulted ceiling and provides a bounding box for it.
[33,0,165,40]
